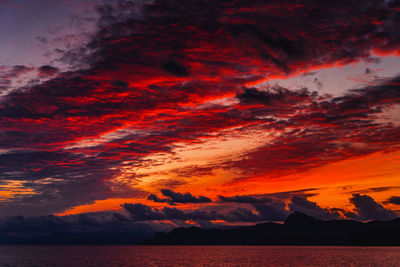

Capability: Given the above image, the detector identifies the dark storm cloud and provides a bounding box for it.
[213,194,398,222]
[217,193,398,222]
[328,76,400,122]
[266,188,318,199]
[148,189,212,205]
[387,196,400,205]
[251,201,289,221]
[122,200,289,223]
[160,189,212,204]
[38,65,59,77]
[161,59,190,77]
[350,186,400,194]
[122,203,222,221]
[147,194,170,204]
[121,203,165,221]
[126,192,399,223]
[237,86,317,106]
[288,196,342,220]
[349,194,398,221]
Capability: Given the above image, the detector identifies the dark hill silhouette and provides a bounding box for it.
[144,212,400,245]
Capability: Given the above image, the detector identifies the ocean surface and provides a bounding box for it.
[0,246,399,266]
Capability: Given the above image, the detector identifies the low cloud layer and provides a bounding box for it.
[387,196,400,205]
[349,194,398,220]
[148,189,211,205]
[126,193,398,223]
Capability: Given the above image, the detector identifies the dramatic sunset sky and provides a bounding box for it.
[1,0,400,237]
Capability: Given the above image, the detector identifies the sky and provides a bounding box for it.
[0,0,400,240]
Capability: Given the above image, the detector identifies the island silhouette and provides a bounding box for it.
[144,212,400,246]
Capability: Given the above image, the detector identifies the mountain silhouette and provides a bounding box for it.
[144,212,400,245]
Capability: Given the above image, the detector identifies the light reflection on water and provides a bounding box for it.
[0,245,399,267]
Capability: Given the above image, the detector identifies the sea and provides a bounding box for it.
[0,246,399,266]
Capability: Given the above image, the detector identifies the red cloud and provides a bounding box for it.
[1,0,400,216]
